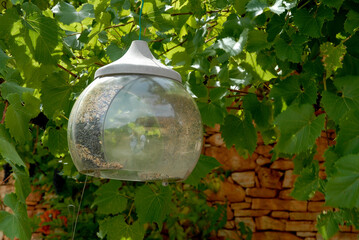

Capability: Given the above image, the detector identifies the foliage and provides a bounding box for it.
[0,0,359,239]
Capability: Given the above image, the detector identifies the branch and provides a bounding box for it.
[159,39,187,56]
[57,64,78,78]
[1,101,8,124]
[104,21,134,30]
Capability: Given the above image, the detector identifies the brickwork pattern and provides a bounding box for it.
[204,125,358,240]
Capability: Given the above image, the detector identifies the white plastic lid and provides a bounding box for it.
[95,40,182,82]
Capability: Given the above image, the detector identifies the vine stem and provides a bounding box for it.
[0,101,8,124]
[72,175,88,240]
[159,39,187,56]
[57,64,78,78]
[0,173,12,185]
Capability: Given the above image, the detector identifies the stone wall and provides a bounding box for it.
[204,125,358,240]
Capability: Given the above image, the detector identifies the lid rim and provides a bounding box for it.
[94,40,182,82]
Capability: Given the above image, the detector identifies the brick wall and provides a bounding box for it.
[204,125,358,240]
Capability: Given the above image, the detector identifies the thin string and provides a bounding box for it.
[71,175,88,240]
[139,0,145,40]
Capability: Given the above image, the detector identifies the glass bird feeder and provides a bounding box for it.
[68,40,203,182]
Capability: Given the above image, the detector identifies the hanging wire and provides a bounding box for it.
[139,0,145,40]
[71,175,88,240]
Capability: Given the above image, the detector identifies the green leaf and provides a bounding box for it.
[267,14,285,42]
[221,113,257,156]
[98,216,144,240]
[0,82,34,100]
[93,180,127,215]
[188,71,207,98]
[13,165,31,203]
[275,34,306,63]
[197,102,226,127]
[275,104,325,154]
[322,0,343,10]
[320,42,346,78]
[317,211,341,240]
[0,126,25,167]
[291,161,319,200]
[216,29,248,57]
[52,1,95,25]
[243,93,273,131]
[209,87,228,102]
[246,0,268,16]
[293,8,325,38]
[344,10,359,34]
[336,111,359,155]
[323,148,339,178]
[134,184,171,226]
[246,30,272,52]
[0,193,31,240]
[106,42,124,62]
[293,149,316,174]
[5,94,40,143]
[184,155,221,187]
[23,13,60,64]
[41,72,73,118]
[269,75,317,108]
[45,127,68,156]
[242,52,276,82]
[326,154,359,208]
[0,48,10,69]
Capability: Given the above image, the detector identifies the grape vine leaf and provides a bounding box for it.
[267,14,285,42]
[269,75,317,109]
[98,215,144,240]
[5,93,40,143]
[323,0,344,11]
[52,1,95,25]
[293,7,333,38]
[241,52,276,82]
[0,82,33,100]
[326,154,359,208]
[292,149,316,175]
[93,180,127,215]
[184,155,221,187]
[322,0,343,10]
[320,42,346,78]
[13,165,31,203]
[221,113,257,156]
[45,127,68,156]
[291,161,319,200]
[41,72,74,118]
[246,30,272,52]
[246,0,268,16]
[23,12,60,64]
[336,111,359,155]
[317,211,341,240]
[274,104,325,154]
[274,34,306,63]
[0,193,31,240]
[215,31,248,57]
[197,102,226,127]
[243,93,273,131]
[0,126,25,167]
[323,148,339,178]
[321,76,359,123]
[134,184,172,227]
[0,48,9,69]
[344,10,359,34]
